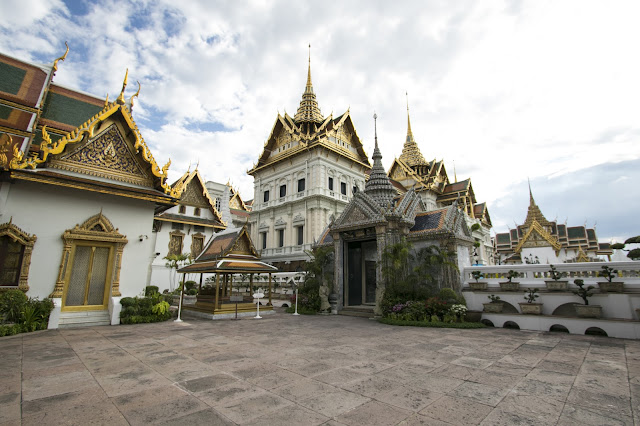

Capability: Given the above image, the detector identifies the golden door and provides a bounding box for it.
[63,244,113,311]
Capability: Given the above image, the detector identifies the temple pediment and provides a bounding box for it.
[49,123,152,187]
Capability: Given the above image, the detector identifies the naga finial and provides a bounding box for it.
[116,69,129,105]
[52,42,69,73]
[130,81,141,108]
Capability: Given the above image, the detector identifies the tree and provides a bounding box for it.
[164,253,192,292]
[611,236,640,261]
[301,246,334,311]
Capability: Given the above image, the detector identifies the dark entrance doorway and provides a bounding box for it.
[346,240,377,306]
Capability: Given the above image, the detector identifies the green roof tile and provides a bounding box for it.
[41,92,103,128]
[0,61,26,95]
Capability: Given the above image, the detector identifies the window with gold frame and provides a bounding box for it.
[168,230,184,256]
[0,222,37,291]
[191,234,205,258]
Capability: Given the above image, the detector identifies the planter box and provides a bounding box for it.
[483,302,504,313]
[519,303,543,315]
[464,311,483,322]
[598,282,624,293]
[545,280,568,291]
[575,304,602,318]
[499,282,520,291]
[469,282,488,291]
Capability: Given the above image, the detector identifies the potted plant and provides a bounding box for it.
[545,264,568,291]
[519,288,543,315]
[499,270,520,291]
[469,270,488,291]
[572,279,602,318]
[597,265,623,293]
[483,294,504,313]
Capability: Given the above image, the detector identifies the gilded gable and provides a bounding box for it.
[180,180,210,208]
[49,123,152,187]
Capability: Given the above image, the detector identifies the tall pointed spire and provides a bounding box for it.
[294,44,323,123]
[398,92,427,167]
[524,180,551,227]
[364,113,396,208]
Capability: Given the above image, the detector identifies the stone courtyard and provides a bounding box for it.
[1,311,639,425]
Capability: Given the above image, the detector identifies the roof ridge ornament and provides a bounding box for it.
[129,81,141,109]
[52,41,69,74]
[116,69,128,105]
[294,44,323,124]
[399,92,427,167]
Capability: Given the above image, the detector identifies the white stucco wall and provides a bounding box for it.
[1,180,157,301]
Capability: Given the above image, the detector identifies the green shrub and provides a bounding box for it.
[0,323,22,336]
[152,301,170,315]
[145,286,159,296]
[120,297,136,307]
[378,317,487,329]
[187,288,198,295]
[184,281,197,291]
[0,290,28,323]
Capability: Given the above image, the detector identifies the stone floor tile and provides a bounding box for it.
[480,407,551,426]
[22,387,110,419]
[215,392,293,424]
[534,359,581,375]
[297,387,370,418]
[468,369,524,389]
[525,368,575,386]
[374,384,444,412]
[22,398,128,426]
[483,362,532,377]
[397,413,454,425]
[177,373,239,393]
[0,394,20,423]
[431,363,479,380]
[558,403,634,426]
[94,365,172,397]
[271,377,337,402]
[313,367,369,386]
[345,360,395,375]
[511,378,572,403]
[450,356,494,370]
[247,368,307,390]
[419,395,493,425]
[244,404,329,426]
[195,380,267,407]
[572,374,630,397]
[21,369,101,401]
[448,381,509,406]
[565,386,632,418]
[112,384,209,425]
[336,400,412,426]
[339,374,403,398]
[493,394,564,424]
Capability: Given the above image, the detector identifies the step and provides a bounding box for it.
[339,306,375,318]
[58,311,111,328]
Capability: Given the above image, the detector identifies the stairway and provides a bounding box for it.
[58,310,111,328]
[338,305,376,318]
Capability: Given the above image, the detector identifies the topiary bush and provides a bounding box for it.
[145,286,159,296]
[119,296,172,324]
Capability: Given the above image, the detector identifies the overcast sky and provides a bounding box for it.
[1,0,638,243]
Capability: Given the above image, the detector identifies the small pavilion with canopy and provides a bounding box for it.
[178,225,278,318]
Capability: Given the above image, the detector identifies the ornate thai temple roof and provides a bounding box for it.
[364,114,396,208]
[293,47,323,124]
[523,181,552,227]
[398,98,427,167]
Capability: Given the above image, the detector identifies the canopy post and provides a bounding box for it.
[198,273,203,293]
[249,274,254,296]
[268,273,272,306]
[214,272,220,313]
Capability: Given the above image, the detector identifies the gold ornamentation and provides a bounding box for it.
[130,81,140,108]
[52,42,69,73]
[0,220,37,291]
[191,233,205,258]
[168,230,184,256]
[116,69,128,105]
[180,179,210,208]
[51,213,127,298]
[49,124,152,186]
[0,133,12,169]
[515,220,561,254]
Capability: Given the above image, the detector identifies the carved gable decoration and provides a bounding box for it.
[49,124,152,187]
[229,229,258,257]
[331,193,385,232]
[180,180,210,208]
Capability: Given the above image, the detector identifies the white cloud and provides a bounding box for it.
[1,0,639,241]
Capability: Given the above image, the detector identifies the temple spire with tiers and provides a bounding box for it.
[524,179,552,227]
[293,45,323,124]
[364,113,396,208]
[398,93,427,167]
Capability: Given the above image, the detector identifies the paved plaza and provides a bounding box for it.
[1,310,639,425]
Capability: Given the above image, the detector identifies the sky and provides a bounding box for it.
[1,0,639,244]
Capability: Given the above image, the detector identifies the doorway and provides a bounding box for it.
[346,240,377,306]
[63,243,114,311]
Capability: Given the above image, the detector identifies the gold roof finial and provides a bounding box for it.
[294,44,323,123]
[129,81,141,108]
[52,41,69,74]
[104,93,109,108]
[116,69,128,105]
[399,92,427,167]
[453,160,458,182]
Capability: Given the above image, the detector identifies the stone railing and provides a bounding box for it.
[462,261,640,286]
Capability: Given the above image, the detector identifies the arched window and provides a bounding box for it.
[0,221,37,291]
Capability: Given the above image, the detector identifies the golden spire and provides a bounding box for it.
[294,44,323,123]
[116,69,128,105]
[524,180,552,227]
[52,42,69,73]
[104,93,109,108]
[399,93,427,167]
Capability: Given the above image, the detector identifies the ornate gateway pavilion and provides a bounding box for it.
[0,49,185,327]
